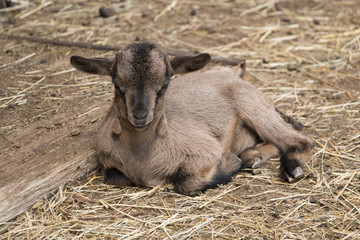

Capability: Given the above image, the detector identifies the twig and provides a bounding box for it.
[0,33,245,66]
[342,34,360,50]
[19,1,53,19]
[0,52,36,69]
[336,170,357,199]
[77,106,100,118]
[126,214,179,240]
[154,0,177,22]
[49,69,76,76]
[328,140,340,154]
[176,217,214,240]
[320,28,360,40]
[294,81,299,103]
[266,35,299,42]
[306,72,353,99]
[277,201,306,227]
[0,94,26,108]
[0,1,29,13]
[240,0,278,16]
[104,200,155,226]
[17,76,46,95]
[199,185,242,209]
[0,33,120,51]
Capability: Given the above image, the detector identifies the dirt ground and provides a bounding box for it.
[1,0,359,239]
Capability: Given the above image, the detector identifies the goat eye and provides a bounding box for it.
[161,83,168,90]
[157,81,169,96]
[114,85,125,95]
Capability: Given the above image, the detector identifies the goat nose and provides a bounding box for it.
[132,108,148,120]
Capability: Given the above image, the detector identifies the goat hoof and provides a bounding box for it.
[240,156,263,174]
[282,166,304,183]
[252,157,262,174]
[188,191,198,197]
[252,157,262,168]
[180,190,198,197]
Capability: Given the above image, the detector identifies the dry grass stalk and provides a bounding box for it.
[0,52,36,69]
[18,0,53,19]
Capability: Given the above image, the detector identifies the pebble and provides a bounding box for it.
[99,7,116,18]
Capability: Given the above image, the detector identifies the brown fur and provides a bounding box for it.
[70,42,313,196]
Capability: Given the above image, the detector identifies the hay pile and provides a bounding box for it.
[0,0,359,239]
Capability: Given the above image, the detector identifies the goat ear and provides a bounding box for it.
[70,56,113,76]
[169,53,211,75]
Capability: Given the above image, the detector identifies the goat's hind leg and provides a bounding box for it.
[276,108,303,130]
[173,153,242,196]
[240,105,313,182]
[239,143,280,174]
[256,119,312,182]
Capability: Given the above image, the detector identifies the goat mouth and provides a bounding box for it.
[130,121,152,131]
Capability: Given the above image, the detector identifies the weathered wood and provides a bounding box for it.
[0,98,110,223]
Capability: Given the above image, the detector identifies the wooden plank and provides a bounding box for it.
[0,98,110,223]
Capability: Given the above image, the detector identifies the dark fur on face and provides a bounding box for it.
[110,43,170,129]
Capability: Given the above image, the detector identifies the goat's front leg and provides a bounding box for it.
[104,168,134,186]
[239,143,280,174]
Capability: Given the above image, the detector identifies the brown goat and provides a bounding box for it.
[70,42,313,196]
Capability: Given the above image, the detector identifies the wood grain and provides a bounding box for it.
[0,99,109,223]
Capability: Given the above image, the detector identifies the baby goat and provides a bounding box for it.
[70,42,313,196]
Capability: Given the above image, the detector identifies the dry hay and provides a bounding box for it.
[0,0,359,239]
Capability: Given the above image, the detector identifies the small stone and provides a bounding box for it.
[71,130,81,137]
[7,103,15,109]
[313,19,320,25]
[204,27,216,34]
[281,18,291,23]
[99,7,116,18]
[90,118,98,123]
[275,3,281,11]
[287,65,298,72]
